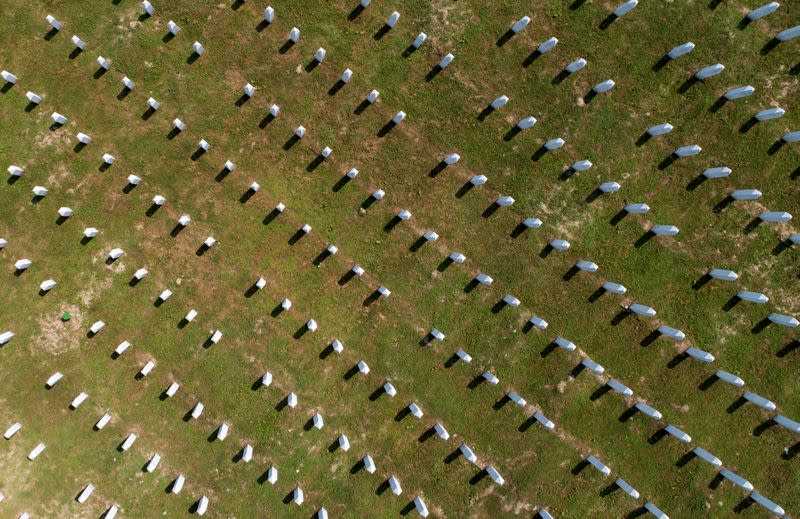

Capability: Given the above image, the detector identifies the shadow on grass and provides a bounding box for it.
[522,50,541,68]
[776,339,799,358]
[348,4,365,20]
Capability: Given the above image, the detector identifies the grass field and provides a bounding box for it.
[0,0,798,517]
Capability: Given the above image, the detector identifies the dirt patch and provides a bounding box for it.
[0,444,43,514]
[671,403,690,413]
[776,291,800,316]
[113,9,142,41]
[46,162,73,190]
[429,0,474,50]
[453,69,481,95]
[501,498,534,516]
[34,127,72,151]
[226,68,246,90]
[430,503,447,518]
[31,305,84,355]
[716,324,737,344]
[79,272,115,306]
[91,249,127,274]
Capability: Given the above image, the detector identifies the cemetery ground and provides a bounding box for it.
[0,0,798,517]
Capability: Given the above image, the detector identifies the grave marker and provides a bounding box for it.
[140,1,154,16]
[585,455,611,476]
[694,63,724,80]
[95,413,111,430]
[46,14,62,31]
[667,42,695,59]
[1,70,17,84]
[76,484,94,504]
[167,20,181,36]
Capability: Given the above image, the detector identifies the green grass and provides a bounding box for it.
[0,0,798,517]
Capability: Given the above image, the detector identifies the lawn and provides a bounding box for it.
[0,0,797,517]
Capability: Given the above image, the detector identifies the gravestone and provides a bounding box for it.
[694,63,724,80]
[607,379,633,396]
[565,58,587,74]
[759,211,792,223]
[196,496,209,515]
[586,455,611,476]
[534,411,555,430]
[26,92,42,105]
[523,217,542,229]
[674,144,702,157]
[743,391,776,411]
[486,465,505,485]
[724,85,755,100]
[438,53,454,69]
[95,413,112,430]
[591,79,615,94]
[167,20,181,35]
[140,1,154,16]
[634,402,662,419]
[545,138,565,150]
[664,424,691,443]
[767,313,800,328]
[554,337,576,352]
[96,56,111,71]
[538,37,559,54]
[388,475,402,495]
[51,112,68,125]
[730,189,761,201]
[715,369,744,387]
[46,14,62,31]
[528,316,548,330]
[490,96,508,109]
[165,382,180,398]
[145,453,161,472]
[657,325,685,341]
[613,0,639,17]
[667,42,695,59]
[414,496,429,517]
[615,478,639,499]
[754,107,785,121]
[455,349,472,363]
[511,16,530,34]
[750,493,785,517]
[647,123,673,136]
[776,25,800,41]
[737,290,768,304]
[581,358,604,374]
[703,166,732,179]
[1,70,17,85]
